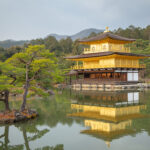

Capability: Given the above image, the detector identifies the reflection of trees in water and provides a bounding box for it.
[0,125,24,150]
[132,90,150,136]
[33,99,74,127]
[35,144,64,150]
[0,124,64,150]
[131,90,150,136]
[0,89,80,150]
[28,90,82,128]
[0,89,82,129]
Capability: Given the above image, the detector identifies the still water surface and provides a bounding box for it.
[0,89,150,150]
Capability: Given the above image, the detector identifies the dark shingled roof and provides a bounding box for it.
[79,32,136,43]
[65,51,149,59]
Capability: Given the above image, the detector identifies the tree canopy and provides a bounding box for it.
[0,45,63,111]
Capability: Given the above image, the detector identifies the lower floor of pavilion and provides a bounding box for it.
[67,68,144,85]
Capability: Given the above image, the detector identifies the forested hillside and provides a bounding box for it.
[0,40,28,48]
[113,25,150,77]
[0,25,150,77]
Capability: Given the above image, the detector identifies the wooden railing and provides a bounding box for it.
[71,64,146,70]
[124,47,130,53]
[110,47,130,53]
[139,64,146,68]
[71,65,84,70]
[84,48,90,53]
[83,47,131,54]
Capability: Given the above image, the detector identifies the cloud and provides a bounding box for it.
[0,0,149,40]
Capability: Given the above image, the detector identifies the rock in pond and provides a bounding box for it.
[0,109,38,124]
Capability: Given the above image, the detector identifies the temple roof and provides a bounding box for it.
[79,32,136,44]
[65,51,149,59]
[80,129,136,141]
[68,111,148,123]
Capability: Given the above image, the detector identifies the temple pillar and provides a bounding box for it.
[69,75,71,85]
[77,61,79,68]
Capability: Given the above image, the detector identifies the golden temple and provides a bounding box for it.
[66,27,149,86]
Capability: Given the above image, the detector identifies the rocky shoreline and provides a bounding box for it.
[0,109,38,124]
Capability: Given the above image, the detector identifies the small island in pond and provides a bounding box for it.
[0,45,62,123]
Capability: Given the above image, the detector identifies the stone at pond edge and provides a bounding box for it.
[0,109,38,124]
[47,90,55,95]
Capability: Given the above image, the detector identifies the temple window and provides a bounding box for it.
[102,45,106,51]
[92,46,95,52]
[109,44,112,51]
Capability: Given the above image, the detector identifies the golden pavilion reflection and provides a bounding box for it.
[67,90,148,148]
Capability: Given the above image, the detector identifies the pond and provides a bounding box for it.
[0,89,150,150]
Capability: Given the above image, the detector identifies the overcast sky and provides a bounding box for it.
[0,0,150,40]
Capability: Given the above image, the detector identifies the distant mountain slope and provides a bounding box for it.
[0,28,104,48]
[71,28,104,40]
[0,40,28,48]
[49,34,68,41]
[49,28,104,40]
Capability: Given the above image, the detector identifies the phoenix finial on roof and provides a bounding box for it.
[104,26,110,33]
